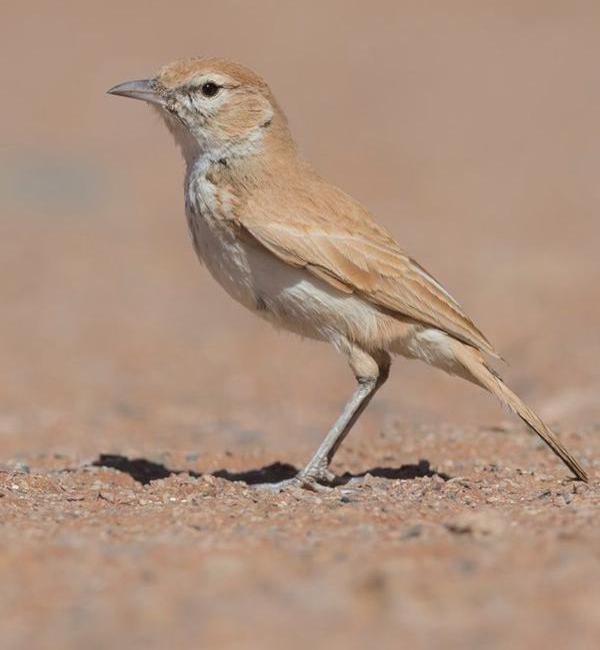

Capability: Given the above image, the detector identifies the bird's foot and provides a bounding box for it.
[253,463,336,493]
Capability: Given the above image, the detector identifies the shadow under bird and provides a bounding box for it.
[108,58,587,489]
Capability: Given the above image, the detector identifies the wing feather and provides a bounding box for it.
[238,182,498,357]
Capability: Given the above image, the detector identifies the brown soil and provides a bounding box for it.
[1,3,599,649]
[2,429,599,650]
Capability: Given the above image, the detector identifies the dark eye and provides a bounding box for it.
[201,81,219,97]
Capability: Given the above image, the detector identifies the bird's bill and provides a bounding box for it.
[107,79,165,107]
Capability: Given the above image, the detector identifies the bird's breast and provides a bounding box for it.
[185,172,258,312]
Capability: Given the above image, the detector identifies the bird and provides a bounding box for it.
[108,57,588,489]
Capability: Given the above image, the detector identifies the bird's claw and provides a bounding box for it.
[252,465,336,492]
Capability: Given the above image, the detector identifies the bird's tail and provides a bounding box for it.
[452,341,588,482]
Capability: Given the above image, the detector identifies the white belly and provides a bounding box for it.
[186,205,384,346]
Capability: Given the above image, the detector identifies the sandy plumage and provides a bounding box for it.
[109,58,588,484]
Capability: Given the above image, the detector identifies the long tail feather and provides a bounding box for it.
[453,343,588,482]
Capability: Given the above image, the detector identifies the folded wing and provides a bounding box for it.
[238,181,498,358]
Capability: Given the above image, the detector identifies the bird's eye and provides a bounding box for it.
[201,82,220,97]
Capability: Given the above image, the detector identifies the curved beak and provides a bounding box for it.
[107,79,166,107]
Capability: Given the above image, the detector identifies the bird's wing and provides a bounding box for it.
[238,183,498,357]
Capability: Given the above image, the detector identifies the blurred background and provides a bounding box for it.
[2,3,600,650]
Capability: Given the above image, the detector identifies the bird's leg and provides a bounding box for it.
[297,378,379,484]
[255,347,390,492]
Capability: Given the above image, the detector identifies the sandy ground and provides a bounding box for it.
[1,2,600,649]
[1,428,599,650]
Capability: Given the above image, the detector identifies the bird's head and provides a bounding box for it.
[108,58,293,164]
